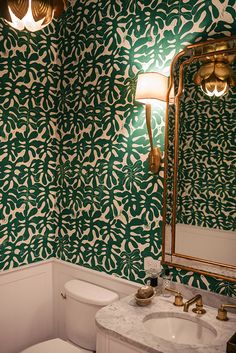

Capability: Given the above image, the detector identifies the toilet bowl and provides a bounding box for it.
[20,280,119,353]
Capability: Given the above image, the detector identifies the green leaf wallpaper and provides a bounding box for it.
[0,23,60,269]
[0,0,235,296]
[56,0,236,295]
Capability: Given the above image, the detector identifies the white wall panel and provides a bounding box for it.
[0,259,139,352]
[0,262,54,353]
[52,259,139,339]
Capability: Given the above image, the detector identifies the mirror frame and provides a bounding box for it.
[162,36,236,282]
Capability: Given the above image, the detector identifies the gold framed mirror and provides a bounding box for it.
[162,36,236,282]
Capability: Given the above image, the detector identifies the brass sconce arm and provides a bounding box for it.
[146,105,154,150]
[146,104,162,174]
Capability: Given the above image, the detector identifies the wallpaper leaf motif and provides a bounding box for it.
[56,0,236,296]
[0,0,235,296]
[0,21,60,270]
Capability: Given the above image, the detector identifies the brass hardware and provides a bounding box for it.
[216,304,236,321]
[164,287,184,306]
[61,292,66,300]
[148,147,162,174]
[183,294,206,314]
[146,104,162,174]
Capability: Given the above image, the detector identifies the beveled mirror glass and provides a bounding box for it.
[162,36,236,281]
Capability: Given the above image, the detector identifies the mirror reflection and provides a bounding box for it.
[163,36,236,280]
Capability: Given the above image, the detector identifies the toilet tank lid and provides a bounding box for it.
[64,279,119,306]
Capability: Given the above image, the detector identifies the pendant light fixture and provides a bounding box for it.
[193,39,236,97]
[194,61,236,97]
[0,0,66,32]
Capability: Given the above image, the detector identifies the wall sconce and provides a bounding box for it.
[135,72,168,174]
[0,0,66,32]
[194,61,236,97]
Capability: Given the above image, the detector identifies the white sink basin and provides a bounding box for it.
[143,312,217,345]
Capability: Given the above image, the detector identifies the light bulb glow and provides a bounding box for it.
[200,73,229,97]
[7,0,54,32]
[201,81,228,97]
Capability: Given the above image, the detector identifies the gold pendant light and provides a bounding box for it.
[194,61,236,97]
[193,40,236,97]
[0,0,66,32]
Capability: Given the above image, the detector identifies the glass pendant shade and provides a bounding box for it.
[0,0,65,32]
[194,61,236,97]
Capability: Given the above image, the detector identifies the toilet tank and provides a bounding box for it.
[64,279,119,351]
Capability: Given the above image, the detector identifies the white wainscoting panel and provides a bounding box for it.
[0,259,140,353]
[0,261,54,353]
[52,259,139,339]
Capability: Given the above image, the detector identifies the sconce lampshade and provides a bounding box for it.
[135,72,169,104]
[135,72,169,174]
[0,0,66,32]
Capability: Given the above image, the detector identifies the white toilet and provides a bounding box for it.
[21,279,119,353]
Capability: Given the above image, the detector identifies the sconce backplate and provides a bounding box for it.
[149,147,162,174]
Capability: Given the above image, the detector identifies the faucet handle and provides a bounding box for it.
[216,304,236,321]
[164,288,184,306]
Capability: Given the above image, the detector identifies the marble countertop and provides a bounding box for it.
[95,293,236,353]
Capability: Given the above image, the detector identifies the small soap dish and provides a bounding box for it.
[135,293,155,306]
[227,333,236,353]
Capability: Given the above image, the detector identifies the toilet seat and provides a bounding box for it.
[20,338,93,353]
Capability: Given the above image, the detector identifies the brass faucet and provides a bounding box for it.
[216,304,236,321]
[183,294,206,314]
